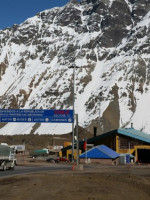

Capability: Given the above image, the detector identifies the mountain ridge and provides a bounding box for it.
[0,0,150,135]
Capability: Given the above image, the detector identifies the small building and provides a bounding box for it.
[87,128,150,163]
[119,153,135,164]
[79,145,119,165]
[61,142,83,161]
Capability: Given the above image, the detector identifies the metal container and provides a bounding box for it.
[119,154,126,164]
[0,145,11,159]
[119,154,131,164]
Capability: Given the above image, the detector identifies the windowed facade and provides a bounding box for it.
[119,136,145,149]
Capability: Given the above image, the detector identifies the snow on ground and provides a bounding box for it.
[0,122,72,135]
[1,2,150,135]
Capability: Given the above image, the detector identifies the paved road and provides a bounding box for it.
[0,164,72,178]
[1,163,150,178]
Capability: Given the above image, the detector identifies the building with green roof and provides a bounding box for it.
[87,127,150,163]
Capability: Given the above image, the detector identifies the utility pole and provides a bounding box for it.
[72,65,75,162]
[69,65,79,162]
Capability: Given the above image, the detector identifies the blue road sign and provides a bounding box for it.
[0,109,74,123]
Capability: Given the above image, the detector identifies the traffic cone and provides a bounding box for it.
[72,163,75,171]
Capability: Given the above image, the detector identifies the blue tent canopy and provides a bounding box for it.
[79,145,119,159]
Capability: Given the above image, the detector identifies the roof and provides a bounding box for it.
[118,128,150,143]
[79,145,119,159]
[61,128,150,152]
[88,128,150,144]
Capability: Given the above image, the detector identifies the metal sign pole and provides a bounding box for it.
[72,66,75,162]
[76,114,79,165]
[85,127,87,164]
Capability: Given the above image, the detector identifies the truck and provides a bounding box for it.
[0,144,16,171]
[30,149,49,158]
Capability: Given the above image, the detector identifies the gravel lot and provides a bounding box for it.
[0,163,150,200]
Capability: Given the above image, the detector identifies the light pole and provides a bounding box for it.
[69,65,79,162]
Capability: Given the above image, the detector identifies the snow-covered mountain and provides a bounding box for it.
[1,0,150,135]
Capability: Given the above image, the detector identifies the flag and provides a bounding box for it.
[83,141,87,150]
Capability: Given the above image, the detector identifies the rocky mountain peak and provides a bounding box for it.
[70,0,80,4]
[0,0,150,135]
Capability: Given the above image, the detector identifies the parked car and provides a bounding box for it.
[46,158,59,163]
[56,157,70,162]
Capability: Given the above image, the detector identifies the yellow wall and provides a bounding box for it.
[116,142,150,161]
[64,142,72,148]
[115,135,135,154]
[116,135,119,152]
[59,151,62,157]
[66,149,81,160]
[117,149,135,155]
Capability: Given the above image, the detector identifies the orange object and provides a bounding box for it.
[72,163,75,171]
[64,142,72,148]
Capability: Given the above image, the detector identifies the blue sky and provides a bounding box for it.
[0,0,73,30]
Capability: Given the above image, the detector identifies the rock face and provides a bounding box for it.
[0,0,150,135]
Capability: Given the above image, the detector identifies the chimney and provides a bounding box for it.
[131,123,133,128]
[93,126,97,137]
